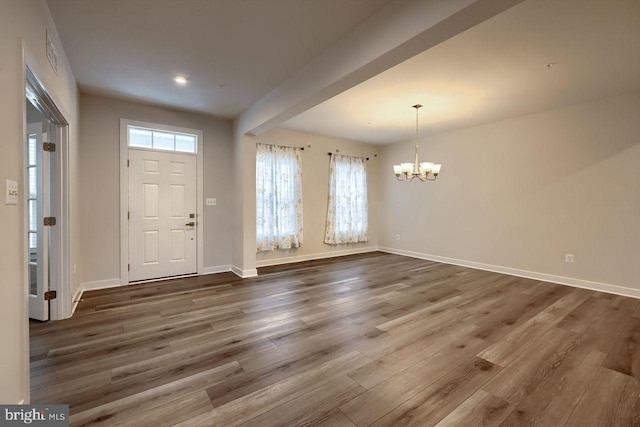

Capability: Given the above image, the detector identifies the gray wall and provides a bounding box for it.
[79,94,234,285]
[0,0,80,403]
[379,90,640,291]
[256,127,380,265]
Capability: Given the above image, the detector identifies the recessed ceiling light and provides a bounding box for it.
[218,83,225,88]
[174,75,188,85]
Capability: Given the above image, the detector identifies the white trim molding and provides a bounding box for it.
[71,285,84,315]
[71,278,122,315]
[81,278,122,292]
[72,267,232,315]
[256,246,380,268]
[379,246,640,300]
[202,265,232,275]
[232,266,258,278]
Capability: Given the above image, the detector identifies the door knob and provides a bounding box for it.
[185,222,195,227]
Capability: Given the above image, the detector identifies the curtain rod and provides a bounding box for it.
[327,151,373,161]
[256,142,310,150]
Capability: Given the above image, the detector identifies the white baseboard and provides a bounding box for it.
[82,278,122,292]
[256,246,380,268]
[71,285,84,315]
[379,246,640,300]
[231,265,258,278]
[74,267,234,311]
[71,267,246,315]
[202,265,232,275]
[71,278,122,315]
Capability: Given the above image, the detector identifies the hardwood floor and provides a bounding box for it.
[30,252,640,426]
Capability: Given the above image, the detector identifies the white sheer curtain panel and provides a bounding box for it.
[325,153,368,244]
[256,143,303,252]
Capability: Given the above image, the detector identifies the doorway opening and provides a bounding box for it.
[25,64,70,321]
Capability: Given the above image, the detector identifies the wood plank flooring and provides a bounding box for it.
[30,252,640,426]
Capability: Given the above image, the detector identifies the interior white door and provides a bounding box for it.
[27,122,50,321]
[129,149,197,282]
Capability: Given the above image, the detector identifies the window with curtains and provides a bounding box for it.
[325,154,368,244]
[256,143,303,252]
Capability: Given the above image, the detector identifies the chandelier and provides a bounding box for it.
[393,104,442,181]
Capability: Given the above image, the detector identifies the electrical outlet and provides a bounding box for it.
[74,264,78,274]
[5,179,18,205]
[395,234,401,240]
[565,253,575,263]
[206,198,216,206]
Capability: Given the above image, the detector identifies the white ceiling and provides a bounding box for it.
[48,0,640,144]
[284,0,640,144]
[46,0,391,118]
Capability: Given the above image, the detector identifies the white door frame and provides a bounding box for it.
[22,42,71,321]
[119,118,204,284]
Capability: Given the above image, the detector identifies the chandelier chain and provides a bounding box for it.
[415,105,419,152]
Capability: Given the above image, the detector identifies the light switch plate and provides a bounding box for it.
[6,180,18,205]
[206,198,216,206]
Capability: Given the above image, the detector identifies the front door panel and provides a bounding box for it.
[129,150,197,282]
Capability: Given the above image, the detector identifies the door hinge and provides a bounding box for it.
[127,159,130,167]
[128,264,130,271]
[127,211,130,220]
[43,142,56,152]
[43,216,57,226]
[44,290,57,301]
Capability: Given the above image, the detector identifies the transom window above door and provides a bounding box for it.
[127,126,197,154]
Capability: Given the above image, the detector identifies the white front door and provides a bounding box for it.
[128,149,197,282]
